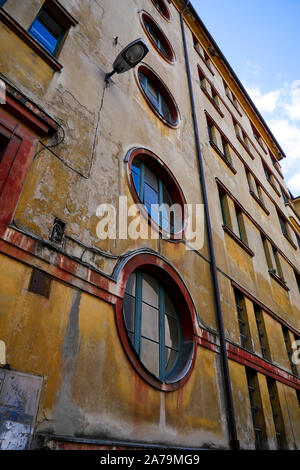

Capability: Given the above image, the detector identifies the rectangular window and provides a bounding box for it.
[254,305,270,360]
[267,378,286,450]
[220,136,232,164]
[278,212,289,238]
[28,0,73,56]
[218,189,230,227]
[246,368,267,449]
[235,205,248,245]
[263,164,272,184]
[295,271,300,294]
[207,120,214,143]
[282,325,297,375]
[296,233,300,250]
[273,247,284,280]
[234,289,251,350]
[297,390,300,407]
[211,87,221,109]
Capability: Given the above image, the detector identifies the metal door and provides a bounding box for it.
[0,369,43,450]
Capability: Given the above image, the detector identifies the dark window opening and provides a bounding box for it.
[267,378,287,450]
[29,269,51,298]
[278,212,289,238]
[50,217,66,245]
[246,368,267,450]
[282,325,298,375]
[234,289,251,351]
[254,305,270,360]
[0,133,9,163]
[150,0,170,20]
[295,271,300,294]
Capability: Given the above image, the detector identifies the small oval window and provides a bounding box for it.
[141,12,175,63]
[126,148,186,237]
[150,0,170,20]
[138,65,179,126]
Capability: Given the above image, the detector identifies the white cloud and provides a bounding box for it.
[287,172,300,193]
[245,81,300,195]
[246,87,281,113]
[284,80,300,121]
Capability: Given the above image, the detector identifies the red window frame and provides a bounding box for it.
[140,11,175,64]
[114,252,197,391]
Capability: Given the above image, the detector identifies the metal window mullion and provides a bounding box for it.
[134,271,143,356]
[159,285,166,382]
[140,161,145,203]
[158,178,163,229]
[158,91,163,117]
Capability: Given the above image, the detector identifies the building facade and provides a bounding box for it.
[0,0,299,450]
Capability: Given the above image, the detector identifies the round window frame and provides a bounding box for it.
[125,147,187,240]
[149,0,171,21]
[136,63,180,128]
[115,253,197,391]
[139,10,175,64]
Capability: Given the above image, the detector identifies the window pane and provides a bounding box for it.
[30,19,58,53]
[144,165,158,192]
[39,10,63,38]
[141,302,159,341]
[131,161,141,196]
[144,183,159,206]
[142,273,159,308]
[147,80,160,109]
[123,293,135,333]
[125,272,136,296]
[165,314,179,349]
[161,94,172,122]
[165,347,178,375]
[164,291,177,317]
[141,338,159,377]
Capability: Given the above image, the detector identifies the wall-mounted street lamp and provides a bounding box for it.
[105,38,149,82]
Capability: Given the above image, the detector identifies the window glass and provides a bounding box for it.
[29,8,65,55]
[138,71,176,125]
[123,271,181,382]
[131,159,179,233]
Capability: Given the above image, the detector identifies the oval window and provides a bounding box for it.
[150,0,171,20]
[123,270,181,382]
[115,254,196,390]
[141,12,175,63]
[126,148,186,237]
[138,65,179,126]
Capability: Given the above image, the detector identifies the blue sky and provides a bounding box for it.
[192,0,300,196]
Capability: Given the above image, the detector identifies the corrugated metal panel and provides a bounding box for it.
[0,369,43,450]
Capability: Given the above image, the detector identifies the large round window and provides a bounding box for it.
[138,65,179,126]
[140,12,175,63]
[126,147,186,237]
[123,270,181,382]
[150,0,171,20]
[115,254,197,390]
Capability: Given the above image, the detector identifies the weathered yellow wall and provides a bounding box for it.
[0,0,299,450]
[0,253,228,447]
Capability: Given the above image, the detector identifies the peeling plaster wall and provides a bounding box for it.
[0,0,299,450]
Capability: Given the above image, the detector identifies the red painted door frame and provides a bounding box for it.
[0,108,37,237]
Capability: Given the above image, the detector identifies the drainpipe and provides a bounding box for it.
[179,0,239,450]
